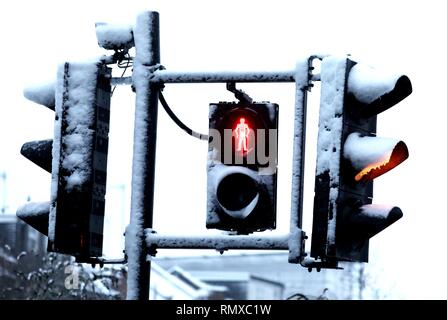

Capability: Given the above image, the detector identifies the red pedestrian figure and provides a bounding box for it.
[234,118,250,152]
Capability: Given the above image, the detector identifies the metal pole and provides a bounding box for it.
[127,11,160,300]
[288,58,313,263]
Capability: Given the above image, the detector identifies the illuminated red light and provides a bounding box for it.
[234,117,251,153]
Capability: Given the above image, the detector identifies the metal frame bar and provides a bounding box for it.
[145,231,289,251]
[112,70,321,87]
[150,70,296,83]
[288,57,315,263]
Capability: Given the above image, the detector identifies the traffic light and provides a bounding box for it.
[206,95,278,234]
[310,56,412,265]
[18,60,112,262]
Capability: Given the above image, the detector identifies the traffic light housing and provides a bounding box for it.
[311,56,411,264]
[18,60,112,262]
[207,100,278,234]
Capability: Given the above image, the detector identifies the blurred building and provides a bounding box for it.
[0,214,47,280]
[150,264,226,300]
[156,253,369,300]
[0,213,371,300]
[188,270,284,300]
[0,214,46,256]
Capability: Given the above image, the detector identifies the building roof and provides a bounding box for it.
[0,214,17,224]
[151,263,219,300]
[190,270,284,288]
[168,266,227,292]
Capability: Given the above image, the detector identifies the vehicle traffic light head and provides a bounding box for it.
[207,100,278,234]
[18,59,112,262]
[311,56,411,264]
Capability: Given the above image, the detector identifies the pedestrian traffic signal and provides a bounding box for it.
[18,60,112,262]
[206,96,278,234]
[310,56,411,265]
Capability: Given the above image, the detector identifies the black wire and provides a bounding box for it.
[110,53,207,141]
[118,54,133,68]
[111,53,132,96]
[158,90,208,141]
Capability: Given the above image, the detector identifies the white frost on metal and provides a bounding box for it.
[60,62,98,191]
[347,63,401,104]
[95,23,134,50]
[315,56,346,176]
[133,12,155,65]
[126,64,150,300]
[23,81,55,109]
[145,230,289,251]
[49,59,101,241]
[344,133,400,170]
[315,56,348,246]
[17,201,50,218]
[49,66,64,241]
[288,225,302,263]
[289,58,310,231]
[300,256,317,268]
[151,69,295,84]
[126,11,158,301]
[360,204,393,219]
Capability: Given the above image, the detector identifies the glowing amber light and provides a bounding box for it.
[354,141,409,182]
[355,152,392,182]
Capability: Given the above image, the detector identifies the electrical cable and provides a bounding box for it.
[112,55,207,141]
[158,90,208,141]
[111,52,132,96]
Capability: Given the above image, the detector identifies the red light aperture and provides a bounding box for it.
[233,117,252,154]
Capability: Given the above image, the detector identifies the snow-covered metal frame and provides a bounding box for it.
[137,58,316,264]
[134,60,319,250]
[134,58,316,262]
[145,230,290,252]
[126,10,317,300]
[126,11,160,301]
[112,69,321,86]
[150,70,296,83]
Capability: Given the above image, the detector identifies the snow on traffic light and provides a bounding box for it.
[18,59,112,262]
[207,99,278,234]
[311,56,412,266]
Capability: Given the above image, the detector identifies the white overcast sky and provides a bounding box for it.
[0,0,446,299]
